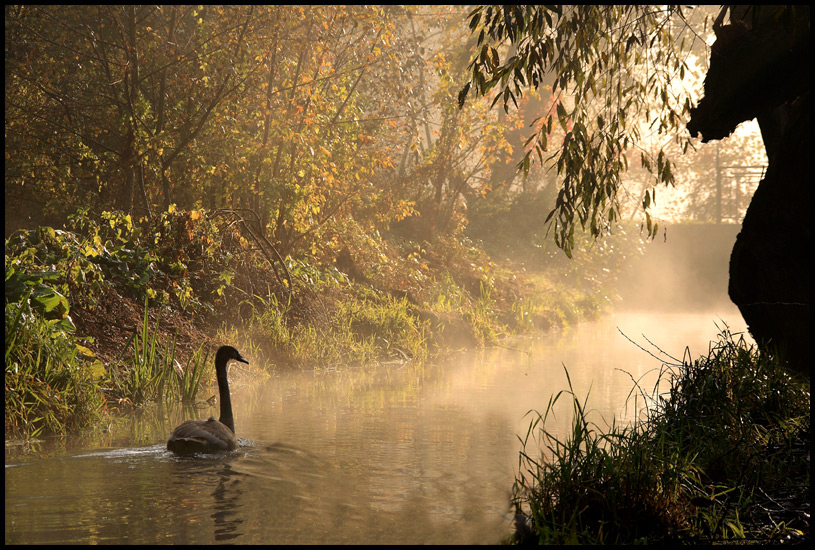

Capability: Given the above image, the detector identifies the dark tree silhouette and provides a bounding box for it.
[688,6,809,375]
[461,5,810,375]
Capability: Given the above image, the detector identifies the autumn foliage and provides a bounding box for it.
[5,5,528,261]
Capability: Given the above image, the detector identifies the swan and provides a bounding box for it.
[167,345,248,455]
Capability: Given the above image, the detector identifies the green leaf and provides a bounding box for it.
[457,82,471,108]
[30,286,70,318]
[53,315,76,333]
[556,102,568,131]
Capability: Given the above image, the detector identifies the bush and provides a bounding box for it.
[513,328,810,544]
[5,263,105,437]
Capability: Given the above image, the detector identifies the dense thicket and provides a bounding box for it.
[5,6,522,256]
[7,6,769,259]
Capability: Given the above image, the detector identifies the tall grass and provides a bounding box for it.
[468,281,501,345]
[5,295,105,437]
[175,346,210,403]
[108,299,174,405]
[512,328,810,544]
[234,287,427,369]
[107,298,210,406]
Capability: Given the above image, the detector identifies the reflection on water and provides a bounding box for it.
[5,311,749,544]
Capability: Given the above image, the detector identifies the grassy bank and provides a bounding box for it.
[512,328,810,544]
[5,207,611,439]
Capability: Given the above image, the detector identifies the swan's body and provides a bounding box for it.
[167,345,248,455]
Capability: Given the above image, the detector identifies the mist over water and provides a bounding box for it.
[6,223,751,544]
[6,312,749,544]
[618,223,742,312]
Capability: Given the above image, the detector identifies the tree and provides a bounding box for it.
[5,5,422,255]
[687,6,809,375]
[460,5,810,374]
[5,5,264,217]
[459,5,695,257]
[375,6,522,241]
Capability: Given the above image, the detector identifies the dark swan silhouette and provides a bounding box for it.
[167,345,249,455]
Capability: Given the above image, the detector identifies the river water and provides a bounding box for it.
[5,309,750,544]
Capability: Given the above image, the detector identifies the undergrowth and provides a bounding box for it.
[512,328,810,544]
[5,207,605,439]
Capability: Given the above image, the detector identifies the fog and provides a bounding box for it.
[618,223,743,313]
[6,6,775,545]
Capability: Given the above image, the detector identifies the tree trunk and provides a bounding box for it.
[687,7,810,376]
[728,96,810,374]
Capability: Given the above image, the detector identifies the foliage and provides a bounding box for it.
[460,5,703,256]
[4,206,250,437]
[513,328,810,544]
[394,7,519,238]
[5,260,106,437]
[6,262,74,331]
[1,8,421,252]
[5,207,242,315]
[5,6,540,265]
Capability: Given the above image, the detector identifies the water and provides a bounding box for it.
[5,310,750,544]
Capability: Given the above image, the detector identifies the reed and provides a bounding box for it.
[468,281,501,345]
[108,298,179,405]
[512,328,810,544]
[5,293,104,437]
[176,346,209,403]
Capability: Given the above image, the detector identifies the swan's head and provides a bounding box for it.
[216,345,249,366]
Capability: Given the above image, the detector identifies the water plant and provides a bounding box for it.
[512,328,810,544]
[5,264,105,437]
[175,346,210,404]
[106,298,177,405]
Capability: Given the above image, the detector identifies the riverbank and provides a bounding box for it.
[511,327,810,544]
[5,207,614,439]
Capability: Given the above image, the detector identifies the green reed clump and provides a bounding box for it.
[645,329,810,543]
[513,370,682,544]
[5,291,105,438]
[106,298,213,407]
[106,297,213,407]
[106,298,178,405]
[175,346,210,403]
[512,328,810,544]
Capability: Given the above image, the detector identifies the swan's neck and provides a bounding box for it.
[215,362,235,434]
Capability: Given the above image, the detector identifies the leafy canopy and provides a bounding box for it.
[460,5,696,256]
